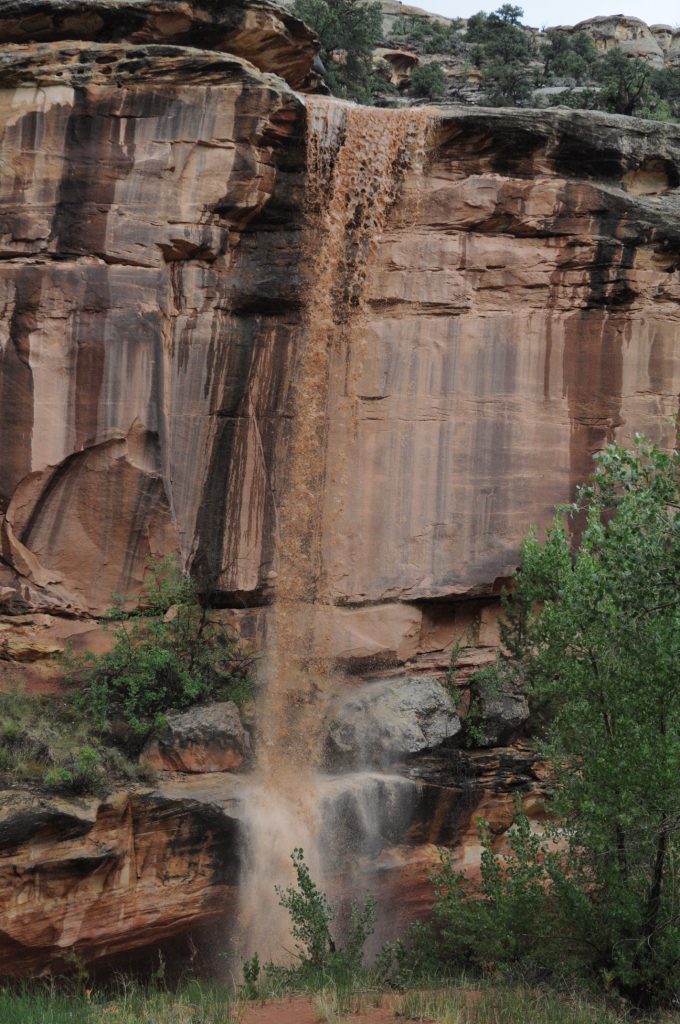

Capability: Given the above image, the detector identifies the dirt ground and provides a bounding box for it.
[241,993,412,1024]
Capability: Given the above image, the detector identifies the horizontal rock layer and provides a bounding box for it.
[0,0,320,89]
[0,743,544,975]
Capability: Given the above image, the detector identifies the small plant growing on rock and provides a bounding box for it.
[66,558,253,748]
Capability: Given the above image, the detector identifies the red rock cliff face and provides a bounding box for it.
[0,0,679,979]
[0,38,308,616]
[0,22,677,629]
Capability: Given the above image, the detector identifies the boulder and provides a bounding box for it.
[324,675,461,767]
[141,701,251,773]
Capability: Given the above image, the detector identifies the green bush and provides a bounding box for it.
[67,558,253,747]
[0,691,115,794]
[274,848,376,980]
[410,61,447,100]
[438,437,680,1007]
[292,0,383,103]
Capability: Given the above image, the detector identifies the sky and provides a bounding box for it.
[419,0,679,30]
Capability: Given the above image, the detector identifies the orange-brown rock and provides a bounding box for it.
[0,0,320,90]
[0,744,543,976]
[0,781,241,975]
[0,1,680,978]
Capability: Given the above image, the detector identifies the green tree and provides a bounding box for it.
[466,6,535,106]
[410,61,447,100]
[67,558,252,745]
[292,0,383,104]
[462,436,680,1005]
[542,30,598,84]
[276,848,377,976]
[594,50,659,116]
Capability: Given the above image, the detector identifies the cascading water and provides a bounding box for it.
[238,99,436,963]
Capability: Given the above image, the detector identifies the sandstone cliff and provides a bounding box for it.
[0,0,679,978]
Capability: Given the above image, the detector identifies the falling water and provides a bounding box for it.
[238,99,435,963]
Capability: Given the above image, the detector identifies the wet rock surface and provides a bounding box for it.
[0,0,680,978]
[324,675,461,767]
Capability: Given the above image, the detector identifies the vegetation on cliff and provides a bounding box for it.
[436,438,680,1007]
[0,560,252,794]
[291,0,383,102]
[297,0,680,118]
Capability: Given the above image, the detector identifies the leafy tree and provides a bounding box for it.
[542,30,598,84]
[410,61,447,101]
[67,558,252,745]
[483,60,534,106]
[292,0,383,104]
[455,436,680,1005]
[276,848,376,975]
[594,51,658,117]
[465,6,535,106]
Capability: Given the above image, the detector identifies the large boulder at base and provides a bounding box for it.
[141,701,251,772]
[324,675,461,767]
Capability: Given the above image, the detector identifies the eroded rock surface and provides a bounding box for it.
[0,782,241,975]
[0,0,320,89]
[0,0,680,979]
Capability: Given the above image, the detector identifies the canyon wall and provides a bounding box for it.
[0,0,679,977]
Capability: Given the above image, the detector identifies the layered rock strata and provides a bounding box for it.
[0,741,544,975]
[0,0,679,979]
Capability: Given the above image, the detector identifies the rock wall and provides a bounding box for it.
[1,0,680,978]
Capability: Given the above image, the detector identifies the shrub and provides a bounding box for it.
[410,62,447,100]
[274,848,376,979]
[67,558,252,747]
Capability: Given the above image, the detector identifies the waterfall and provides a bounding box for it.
[237,99,436,964]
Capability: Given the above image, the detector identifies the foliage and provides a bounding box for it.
[465,6,536,107]
[275,848,376,978]
[447,436,680,1006]
[292,0,383,103]
[432,810,560,975]
[390,15,464,54]
[0,689,145,795]
[594,51,661,117]
[0,980,242,1024]
[542,30,599,84]
[67,558,252,746]
[410,62,447,100]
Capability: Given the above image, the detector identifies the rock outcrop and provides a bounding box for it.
[0,0,320,89]
[570,15,666,67]
[0,742,545,975]
[324,675,460,767]
[0,781,241,974]
[141,701,251,773]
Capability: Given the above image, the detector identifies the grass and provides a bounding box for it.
[0,981,243,1024]
[0,689,150,795]
[5,977,680,1024]
[395,982,671,1024]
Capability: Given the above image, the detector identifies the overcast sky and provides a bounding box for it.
[420,0,679,29]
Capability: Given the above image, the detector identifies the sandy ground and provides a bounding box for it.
[240,993,413,1024]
